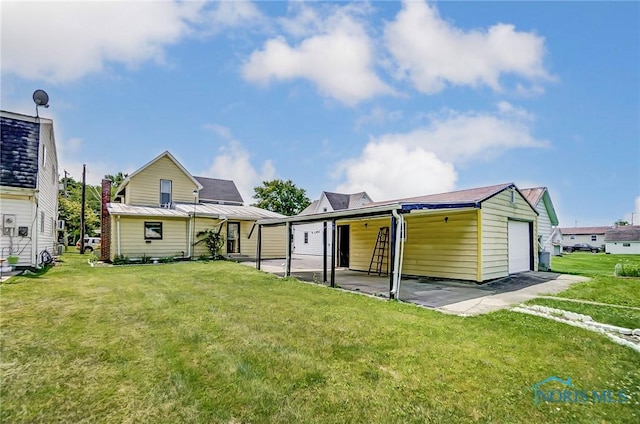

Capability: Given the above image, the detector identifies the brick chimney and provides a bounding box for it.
[100,178,112,261]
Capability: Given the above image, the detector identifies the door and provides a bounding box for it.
[337,225,350,267]
[508,220,532,274]
[227,222,240,254]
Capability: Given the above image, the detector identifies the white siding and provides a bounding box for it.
[293,222,332,256]
[0,195,35,266]
[605,242,640,254]
[36,121,59,259]
[563,234,606,248]
[536,203,552,252]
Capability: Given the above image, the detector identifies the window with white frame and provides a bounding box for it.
[591,235,597,241]
[160,180,172,207]
[304,232,309,244]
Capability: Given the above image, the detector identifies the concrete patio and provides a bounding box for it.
[247,255,588,316]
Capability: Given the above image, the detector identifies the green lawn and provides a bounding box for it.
[551,252,640,277]
[1,254,639,423]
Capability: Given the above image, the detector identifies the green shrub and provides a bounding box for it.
[159,256,174,264]
[113,255,129,265]
[615,262,640,277]
[141,254,151,264]
[197,254,210,262]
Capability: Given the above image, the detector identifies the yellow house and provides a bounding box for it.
[103,151,285,261]
[257,183,539,297]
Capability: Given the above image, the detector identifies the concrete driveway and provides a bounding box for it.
[250,255,588,316]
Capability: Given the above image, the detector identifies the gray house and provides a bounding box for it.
[605,226,640,254]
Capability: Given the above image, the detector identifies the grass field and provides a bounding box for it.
[1,254,639,423]
[524,253,640,328]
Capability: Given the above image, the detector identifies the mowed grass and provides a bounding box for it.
[1,254,639,423]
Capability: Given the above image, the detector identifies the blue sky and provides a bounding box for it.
[2,0,638,226]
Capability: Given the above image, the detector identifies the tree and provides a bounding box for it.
[59,174,101,244]
[251,179,311,216]
[614,219,629,226]
[105,172,128,200]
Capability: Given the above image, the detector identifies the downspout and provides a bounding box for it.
[187,215,192,258]
[396,212,406,297]
[116,215,121,256]
[477,208,483,282]
[390,208,403,298]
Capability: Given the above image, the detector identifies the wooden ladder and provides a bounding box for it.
[368,227,389,276]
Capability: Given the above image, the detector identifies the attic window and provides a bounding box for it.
[510,188,516,204]
[160,180,172,207]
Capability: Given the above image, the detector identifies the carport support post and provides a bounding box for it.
[256,224,262,270]
[322,221,328,283]
[389,215,397,299]
[285,222,292,277]
[330,219,336,288]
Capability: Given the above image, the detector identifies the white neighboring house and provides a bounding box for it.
[521,187,562,258]
[605,226,640,254]
[1,111,59,268]
[293,191,373,256]
[560,226,611,250]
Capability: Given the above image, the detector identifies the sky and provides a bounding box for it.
[1,0,639,227]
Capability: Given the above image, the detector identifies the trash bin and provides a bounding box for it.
[539,251,550,271]
[57,244,64,255]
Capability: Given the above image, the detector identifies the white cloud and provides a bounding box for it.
[335,103,547,200]
[375,103,548,164]
[1,1,206,82]
[335,142,457,201]
[384,0,551,94]
[203,133,276,203]
[242,4,391,106]
[208,0,264,29]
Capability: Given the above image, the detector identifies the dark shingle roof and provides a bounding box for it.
[194,176,243,204]
[0,114,39,189]
[605,226,640,242]
[560,226,612,236]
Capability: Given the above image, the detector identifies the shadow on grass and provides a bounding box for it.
[1,264,54,283]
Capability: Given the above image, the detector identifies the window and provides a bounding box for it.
[510,188,516,204]
[591,235,597,241]
[40,211,45,233]
[160,180,172,207]
[623,243,631,247]
[42,144,47,168]
[304,232,309,244]
[144,222,163,240]
[570,235,575,240]
[323,207,328,212]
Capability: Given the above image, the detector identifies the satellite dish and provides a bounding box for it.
[32,89,49,107]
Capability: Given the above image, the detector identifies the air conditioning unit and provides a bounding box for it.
[160,203,172,209]
[3,214,16,228]
[57,220,65,230]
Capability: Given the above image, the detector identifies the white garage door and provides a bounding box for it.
[508,220,531,274]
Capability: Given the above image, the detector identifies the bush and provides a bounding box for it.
[113,255,130,265]
[159,256,174,264]
[141,254,151,264]
[195,229,225,259]
[197,254,210,262]
[614,262,640,277]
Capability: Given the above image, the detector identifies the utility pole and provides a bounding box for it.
[63,170,69,197]
[80,164,86,254]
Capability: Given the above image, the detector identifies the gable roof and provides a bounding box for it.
[366,183,535,211]
[300,191,372,216]
[560,226,612,236]
[194,176,243,204]
[605,225,640,242]
[521,187,559,226]
[115,151,202,195]
[261,183,536,226]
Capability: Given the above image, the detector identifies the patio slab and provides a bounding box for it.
[248,255,589,315]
